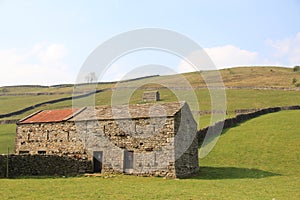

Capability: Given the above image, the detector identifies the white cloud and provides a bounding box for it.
[177,49,215,73]
[204,45,259,68]
[0,43,73,86]
[101,63,125,82]
[2,33,300,86]
[266,32,300,65]
[177,59,195,73]
[177,45,259,72]
[178,32,300,72]
[33,43,68,65]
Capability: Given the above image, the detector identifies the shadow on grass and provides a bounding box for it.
[190,166,280,180]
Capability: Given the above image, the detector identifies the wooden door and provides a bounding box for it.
[124,150,134,171]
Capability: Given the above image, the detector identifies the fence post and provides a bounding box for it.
[6,147,9,178]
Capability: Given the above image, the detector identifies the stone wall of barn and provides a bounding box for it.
[174,103,199,178]
[77,116,177,177]
[15,121,88,159]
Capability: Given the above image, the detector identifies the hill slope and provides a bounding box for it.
[0,66,300,125]
[1,66,300,92]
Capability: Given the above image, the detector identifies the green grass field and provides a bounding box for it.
[0,110,299,199]
[0,124,15,154]
[0,94,71,114]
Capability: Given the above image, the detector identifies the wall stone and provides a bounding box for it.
[198,106,300,145]
[77,117,178,177]
[0,120,18,124]
[15,121,87,159]
[174,103,199,178]
[0,154,92,178]
[142,91,160,102]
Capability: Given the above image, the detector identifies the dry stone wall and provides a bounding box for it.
[198,106,300,145]
[0,154,92,178]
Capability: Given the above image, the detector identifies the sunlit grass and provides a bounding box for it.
[0,124,15,154]
[0,111,299,199]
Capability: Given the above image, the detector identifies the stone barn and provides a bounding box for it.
[142,91,160,102]
[15,101,199,178]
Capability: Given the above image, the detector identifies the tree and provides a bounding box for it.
[84,72,97,83]
[1,88,9,93]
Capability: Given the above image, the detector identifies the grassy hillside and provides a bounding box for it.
[0,66,299,118]
[0,94,71,114]
[0,110,299,199]
[112,66,300,88]
[0,85,73,94]
[219,66,300,87]
[121,66,300,88]
[0,124,15,154]
[2,88,300,121]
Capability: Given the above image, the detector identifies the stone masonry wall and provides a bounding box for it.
[77,117,177,177]
[174,103,199,178]
[15,121,87,159]
[142,91,160,102]
[0,154,92,178]
[15,117,178,177]
[198,105,300,145]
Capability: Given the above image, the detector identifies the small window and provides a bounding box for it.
[19,151,29,155]
[38,151,46,155]
[46,131,50,140]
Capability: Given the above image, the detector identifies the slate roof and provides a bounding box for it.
[71,102,185,121]
[18,102,186,124]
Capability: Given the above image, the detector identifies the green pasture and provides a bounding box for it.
[0,110,299,199]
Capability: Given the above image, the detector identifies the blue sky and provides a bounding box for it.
[0,0,300,86]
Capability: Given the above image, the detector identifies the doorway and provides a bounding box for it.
[123,150,134,172]
[93,151,103,173]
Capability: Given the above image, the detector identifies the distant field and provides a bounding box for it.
[1,88,299,122]
[117,66,300,88]
[0,94,71,114]
[0,66,300,119]
[0,111,299,199]
[219,66,300,87]
[0,85,73,94]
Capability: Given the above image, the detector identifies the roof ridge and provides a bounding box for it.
[63,107,86,121]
